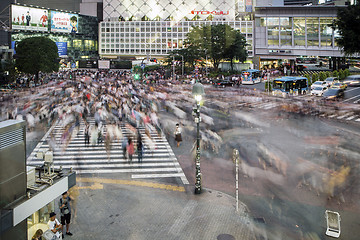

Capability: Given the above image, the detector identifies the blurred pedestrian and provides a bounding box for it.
[137,133,143,163]
[84,123,90,146]
[174,123,182,147]
[122,135,128,160]
[127,138,134,163]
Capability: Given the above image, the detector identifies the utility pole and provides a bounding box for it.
[233,149,240,212]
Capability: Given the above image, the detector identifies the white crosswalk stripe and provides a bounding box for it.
[346,115,358,121]
[337,112,353,119]
[27,118,189,184]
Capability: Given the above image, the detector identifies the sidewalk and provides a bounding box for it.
[66,178,256,240]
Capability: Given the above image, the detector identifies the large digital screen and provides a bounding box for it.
[51,11,79,33]
[11,5,48,32]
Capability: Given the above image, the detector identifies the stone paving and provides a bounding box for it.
[59,178,256,240]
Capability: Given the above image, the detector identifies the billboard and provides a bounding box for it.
[11,5,48,32]
[51,11,79,33]
[56,42,68,56]
[98,60,110,69]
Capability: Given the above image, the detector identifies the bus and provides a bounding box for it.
[241,69,261,85]
[272,76,309,96]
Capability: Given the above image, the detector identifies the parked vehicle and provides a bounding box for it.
[323,88,344,100]
[311,86,328,96]
[343,75,360,87]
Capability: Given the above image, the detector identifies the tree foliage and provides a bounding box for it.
[15,37,59,78]
[332,4,360,55]
[185,24,248,70]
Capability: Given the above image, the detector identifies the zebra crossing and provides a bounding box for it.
[27,118,189,184]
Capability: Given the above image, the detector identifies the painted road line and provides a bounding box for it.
[346,115,358,121]
[73,168,180,174]
[77,177,185,192]
[131,173,187,179]
[319,114,327,117]
[344,86,360,93]
[328,114,337,118]
[28,161,181,168]
[337,112,353,119]
[342,94,360,103]
[356,118,360,122]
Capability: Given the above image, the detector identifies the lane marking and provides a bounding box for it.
[77,177,185,192]
[337,112,353,119]
[342,94,360,102]
[344,86,360,93]
[346,115,357,121]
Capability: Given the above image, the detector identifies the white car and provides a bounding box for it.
[311,81,327,90]
[325,77,338,87]
[311,86,328,96]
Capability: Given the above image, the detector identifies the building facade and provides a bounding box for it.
[253,6,345,68]
[10,4,99,65]
[99,0,256,58]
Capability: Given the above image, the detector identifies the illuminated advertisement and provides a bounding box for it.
[11,5,48,32]
[51,11,78,33]
[56,42,68,56]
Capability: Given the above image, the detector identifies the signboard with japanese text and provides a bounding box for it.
[51,11,78,33]
[11,5,48,32]
[56,42,68,56]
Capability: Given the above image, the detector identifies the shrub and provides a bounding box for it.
[319,72,326,81]
[312,73,319,83]
[332,70,338,78]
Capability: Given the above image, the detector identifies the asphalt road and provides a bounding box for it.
[163,84,360,240]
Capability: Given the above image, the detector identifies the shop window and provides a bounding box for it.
[27,201,55,239]
[73,39,82,50]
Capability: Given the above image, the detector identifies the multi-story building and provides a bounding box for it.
[99,0,256,58]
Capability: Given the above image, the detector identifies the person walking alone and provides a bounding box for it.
[137,133,143,163]
[84,123,90,146]
[174,123,182,147]
[127,138,134,163]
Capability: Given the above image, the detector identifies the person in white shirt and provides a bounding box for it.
[48,212,62,239]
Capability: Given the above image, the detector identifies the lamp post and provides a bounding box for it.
[192,82,205,194]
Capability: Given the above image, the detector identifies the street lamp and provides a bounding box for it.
[192,82,205,194]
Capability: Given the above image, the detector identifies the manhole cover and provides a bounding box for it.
[217,234,235,240]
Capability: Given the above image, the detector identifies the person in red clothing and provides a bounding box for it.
[127,138,134,163]
[40,11,48,27]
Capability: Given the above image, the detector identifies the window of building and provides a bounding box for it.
[73,39,82,50]
[320,17,333,47]
[267,17,279,46]
[280,17,292,46]
[84,40,95,51]
[294,18,306,46]
[307,17,319,46]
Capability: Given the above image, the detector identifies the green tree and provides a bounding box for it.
[332,70,339,78]
[319,72,326,81]
[332,4,360,55]
[15,37,59,81]
[338,69,345,80]
[185,24,247,71]
[312,73,319,83]
[304,73,311,87]
[344,69,350,78]
[326,71,331,78]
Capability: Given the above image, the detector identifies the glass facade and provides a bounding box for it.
[294,18,306,46]
[307,17,319,46]
[280,17,292,46]
[99,21,254,57]
[262,16,336,48]
[320,18,333,47]
[267,17,279,46]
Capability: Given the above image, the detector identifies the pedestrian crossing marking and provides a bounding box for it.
[346,115,357,121]
[337,112,353,119]
[27,118,189,184]
[77,177,185,192]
